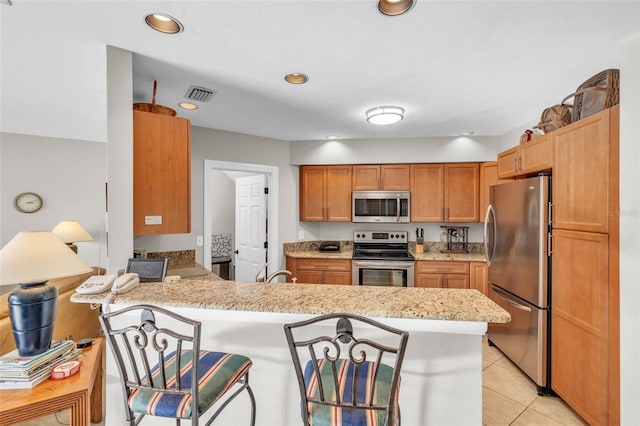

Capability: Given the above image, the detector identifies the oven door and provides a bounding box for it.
[352,260,415,287]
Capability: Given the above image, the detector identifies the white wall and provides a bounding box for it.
[210,170,235,235]
[105,46,134,274]
[290,135,502,165]
[0,133,107,268]
[135,126,298,268]
[619,34,640,426]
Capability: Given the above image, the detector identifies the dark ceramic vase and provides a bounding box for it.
[8,282,58,356]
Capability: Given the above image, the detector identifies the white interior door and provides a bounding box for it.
[234,174,267,282]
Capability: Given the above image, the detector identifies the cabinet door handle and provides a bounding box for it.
[514,157,518,171]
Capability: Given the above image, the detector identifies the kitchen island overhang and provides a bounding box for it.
[73,276,509,425]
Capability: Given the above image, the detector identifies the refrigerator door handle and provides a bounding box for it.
[484,204,497,266]
[493,286,532,312]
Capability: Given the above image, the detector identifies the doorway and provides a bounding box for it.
[203,160,279,281]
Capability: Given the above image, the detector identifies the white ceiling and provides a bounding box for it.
[1,1,638,143]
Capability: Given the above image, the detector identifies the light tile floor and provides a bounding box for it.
[16,339,587,426]
[483,337,588,425]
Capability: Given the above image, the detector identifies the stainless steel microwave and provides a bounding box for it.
[352,191,411,223]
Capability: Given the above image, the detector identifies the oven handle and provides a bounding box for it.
[352,260,415,269]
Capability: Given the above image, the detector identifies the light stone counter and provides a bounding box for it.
[71,275,508,323]
[76,275,507,425]
[284,240,487,262]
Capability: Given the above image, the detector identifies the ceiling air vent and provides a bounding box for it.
[184,85,216,103]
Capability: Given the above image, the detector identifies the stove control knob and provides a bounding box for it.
[399,234,405,239]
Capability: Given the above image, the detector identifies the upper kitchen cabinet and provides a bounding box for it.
[410,164,444,222]
[553,106,618,234]
[133,110,191,236]
[352,164,410,190]
[300,165,352,222]
[412,163,480,222]
[479,161,512,219]
[497,134,553,179]
[445,163,480,222]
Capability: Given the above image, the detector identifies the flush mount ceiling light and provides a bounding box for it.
[378,0,415,16]
[144,13,183,34]
[325,135,339,140]
[284,73,309,84]
[366,106,405,125]
[458,131,475,136]
[179,102,198,110]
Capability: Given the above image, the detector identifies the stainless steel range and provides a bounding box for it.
[352,231,415,287]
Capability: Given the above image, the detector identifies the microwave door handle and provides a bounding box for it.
[396,195,400,222]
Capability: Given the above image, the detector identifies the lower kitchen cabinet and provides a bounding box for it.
[469,262,488,296]
[415,261,470,289]
[285,257,352,285]
[552,230,610,426]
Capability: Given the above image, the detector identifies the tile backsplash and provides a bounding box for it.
[211,233,232,257]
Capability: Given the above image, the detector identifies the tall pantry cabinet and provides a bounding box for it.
[551,106,619,426]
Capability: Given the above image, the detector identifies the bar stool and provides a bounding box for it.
[99,304,256,425]
[283,313,409,426]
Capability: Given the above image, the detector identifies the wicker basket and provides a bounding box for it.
[562,69,619,122]
[133,80,176,116]
[534,104,572,134]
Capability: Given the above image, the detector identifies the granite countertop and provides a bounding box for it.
[284,241,486,262]
[71,276,509,323]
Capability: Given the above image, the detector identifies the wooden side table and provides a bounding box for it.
[0,338,103,426]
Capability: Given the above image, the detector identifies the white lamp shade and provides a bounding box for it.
[0,231,92,285]
[52,220,93,243]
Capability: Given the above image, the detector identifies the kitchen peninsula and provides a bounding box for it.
[72,274,509,425]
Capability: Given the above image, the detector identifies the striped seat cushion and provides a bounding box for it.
[128,350,252,419]
[303,358,397,426]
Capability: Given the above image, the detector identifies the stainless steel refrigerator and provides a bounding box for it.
[484,175,551,395]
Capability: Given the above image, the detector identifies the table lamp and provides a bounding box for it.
[52,220,93,254]
[0,231,92,356]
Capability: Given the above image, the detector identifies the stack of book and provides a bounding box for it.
[0,340,82,389]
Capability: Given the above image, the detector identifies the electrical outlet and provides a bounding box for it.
[196,235,204,246]
[298,230,305,240]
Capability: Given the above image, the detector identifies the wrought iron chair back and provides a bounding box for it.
[100,304,255,425]
[284,313,409,426]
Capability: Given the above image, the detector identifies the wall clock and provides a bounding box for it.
[13,192,43,213]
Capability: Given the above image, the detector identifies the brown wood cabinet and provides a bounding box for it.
[415,261,470,289]
[497,134,553,179]
[411,163,479,222]
[469,261,488,296]
[553,109,615,234]
[550,106,619,426]
[479,162,512,220]
[133,110,191,236]
[285,257,351,285]
[352,164,410,190]
[300,165,352,221]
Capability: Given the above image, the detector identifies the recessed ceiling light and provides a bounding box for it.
[325,135,339,140]
[179,102,198,110]
[378,0,415,16]
[144,13,183,34]
[284,73,309,84]
[366,106,404,125]
[458,131,475,136]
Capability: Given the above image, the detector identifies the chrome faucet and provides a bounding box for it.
[255,263,293,283]
[266,269,293,283]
